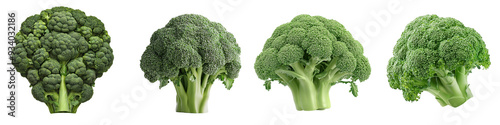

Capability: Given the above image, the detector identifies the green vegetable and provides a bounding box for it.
[387,14,490,107]
[140,14,241,113]
[13,6,113,113]
[254,14,371,111]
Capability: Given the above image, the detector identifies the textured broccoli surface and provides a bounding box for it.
[387,14,490,107]
[13,6,113,113]
[254,14,371,111]
[140,14,240,113]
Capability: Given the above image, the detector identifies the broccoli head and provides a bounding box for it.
[254,14,371,111]
[140,14,241,113]
[387,14,490,107]
[13,6,112,113]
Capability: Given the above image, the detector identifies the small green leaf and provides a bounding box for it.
[223,77,234,90]
[349,83,358,97]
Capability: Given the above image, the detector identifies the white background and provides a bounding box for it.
[1,0,499,125]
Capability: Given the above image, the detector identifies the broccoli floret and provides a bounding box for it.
[387,14,490,107]
[140,14,241,113]
[12,6,113,113]
[254,14,371,111]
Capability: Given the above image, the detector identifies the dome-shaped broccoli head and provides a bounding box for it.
[12,6,112,113]
[387,14,490,107]
[140,14,240,113]
[254,14,371,111]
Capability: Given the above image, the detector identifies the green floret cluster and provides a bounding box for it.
[387,14,490,107]
[12,6,113,113]
[254,14,371,111]
[140,14,241,113]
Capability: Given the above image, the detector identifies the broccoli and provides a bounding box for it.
[12,6,113,113]
[254,14,371,111]
[387,15,490,107]
[140,14,241,113]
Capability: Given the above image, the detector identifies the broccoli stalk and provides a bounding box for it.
[174,67,208,113]
[58,65,70,112]
[48,63,70,113]
[168,67,229,113]
[140,14,241,113]
[276,61,322,110]
[271,57,361,110]
[387,15,489,108]
[423,66,472,107]
[255,14,371,111]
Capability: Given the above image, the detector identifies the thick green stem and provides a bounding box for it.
[56,63,70,113]
[176,95,188,112]
[280,58,353,111]
[56,76,70,112]
[284,60,337,111]
[316,68,347,110]
[174,80,189,112]
[295,77,317,111]
[424,79,448,106]
[316,81,331,110]
[186,68,203,113]
[287,80,302,110]
[276,71,302,110]
[425,67,472,107]
[455,66,473,100]
[198,82,212,113]
[177,79,205,113]
[292,61,318,111]
[175,67,214,113]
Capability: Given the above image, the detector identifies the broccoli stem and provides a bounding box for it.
[285,75,333,111]
[187,67,203,112]
[174,79,189,112]
[425,66,472,107]
[276,59,355,111]
[175,67,210,113]
[275,71,302,110]
[317,59,351,110]
[455,66,472,99]
[316,80,331,110]
[296,77,318,111]
[287,80,302,110]
[291,62,318,111]
[56,63,70,113]
[199,81,212,113]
